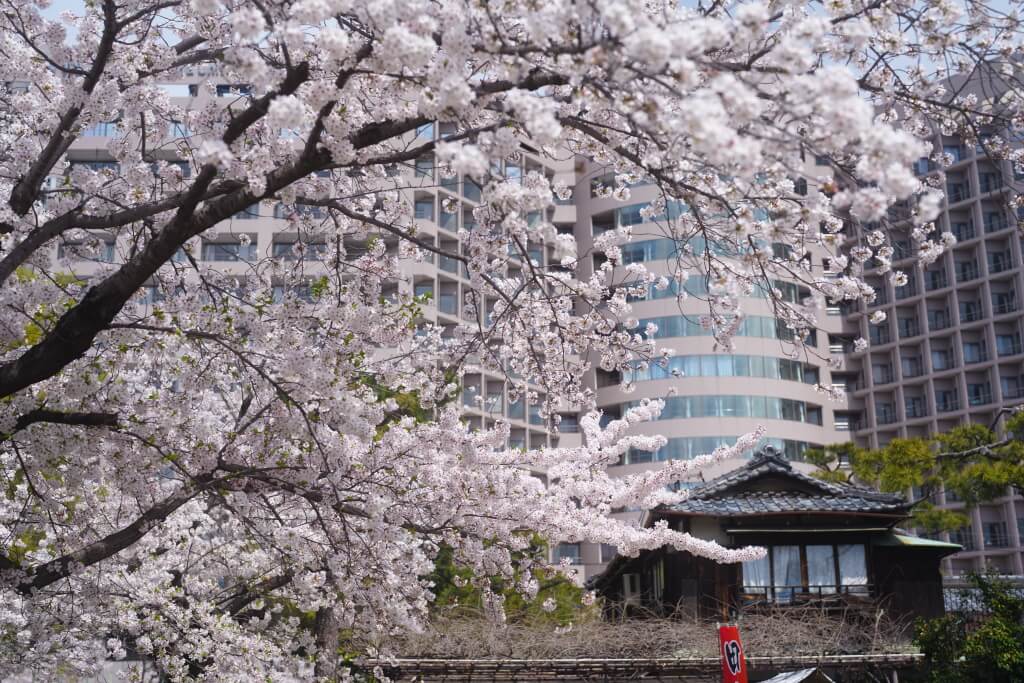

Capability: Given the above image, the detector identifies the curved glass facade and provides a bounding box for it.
[639,314,817,345]
[625,436,814,464]
[629,354,818,384]
[624,395,822,424]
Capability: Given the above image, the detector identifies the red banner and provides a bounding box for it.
[718,624,748,683]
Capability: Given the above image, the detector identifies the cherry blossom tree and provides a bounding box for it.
[0,0,1022,679]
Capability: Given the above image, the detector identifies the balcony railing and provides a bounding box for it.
[875,409,898,425]
[928,312,952,330]
[956,263,980,282]
[993,298,1018,315]
[949,531,975,550]
[905,401,928,418]
[924,272,948,291]
[951,222,975,242]
[438,255,460,274]
[946,184,970,203]
[979,173,1004,194]
[895,284,917,299]
[898,320,920,338]
[1003,384,1024,399]
[989,254,1013,273]
[984,532,1010,549]
[960,305,983,322]
[438,294,458,315]
[937,396,961,413]
[901,361,924,378]
[985,216,1009,233]
[872,369,895,385]
[869,330,891,345]
[964,349,989,364]
[999,343,1023,358]
[968,391,993,406]
[738,584,873,607]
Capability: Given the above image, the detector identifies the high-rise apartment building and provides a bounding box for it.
[28,68,1024,580]
[53,69,580,459]
[562,158,858,577]
[845,128,1024,576]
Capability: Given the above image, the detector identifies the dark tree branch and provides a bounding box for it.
[11,409,118,435]
[7,0,119,215]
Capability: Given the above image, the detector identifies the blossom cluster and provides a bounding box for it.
[0,0,1021,678]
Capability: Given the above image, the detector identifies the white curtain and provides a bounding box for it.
[772,545,802,603]
[838,544,868,593]
[806,544,836,594]
[741,555,770,594]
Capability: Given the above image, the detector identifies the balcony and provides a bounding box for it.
[959,303,983,323]
[963,345,988,364]
[897,319,920,338]
[997,337,1023,357]
[924,271,948,291]
[967,388,993,406]
[946,183,970,203]
[439,254,460,274]
[989,253,1013,273]
[1002,382,1024,399]
[931,351,955,371]
[892,240,913,260]
[983,525,1009,549]
[949,528,975,550]
[993,297,1018,315]
[985,214,1009,233]
[895,283,917,299]
[901,358,924,377]
[869,328,891,346]
[955,262,980,283]
[905,399,928,418]
[438,293,458,315]
[979,173,1003,194]
[936,394,961,413]
[872,366,895,385]
[875,407,898,425]
[927,311,952,331]
[951,222,975,242]
[738,584,875,609]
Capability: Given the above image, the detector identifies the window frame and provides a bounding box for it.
[740,542,870,603]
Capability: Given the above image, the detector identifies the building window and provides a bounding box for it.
[741,543,868,604]
[554,543,581,564]
[983,521,1009,549]
[837,544,868,592]
[741,553,770,594]
[202,239,257,262]
[772,545,802,604]
[806,545,836,593]
[168,121,191,138]
[58,240,116,262]
[414,198,434,220]
[558,413,579,433]
[82,121,119,137]
[234,204,260,220]
[600,544,618,563]
[414,155,434,179]
[272,241,326,261]
[628,395,822,424]
[216,84,252,97]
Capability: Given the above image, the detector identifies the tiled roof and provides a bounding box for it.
[666,491,909,516]
[661,447,909,517]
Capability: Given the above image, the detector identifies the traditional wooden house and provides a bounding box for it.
[592,447,960,622]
